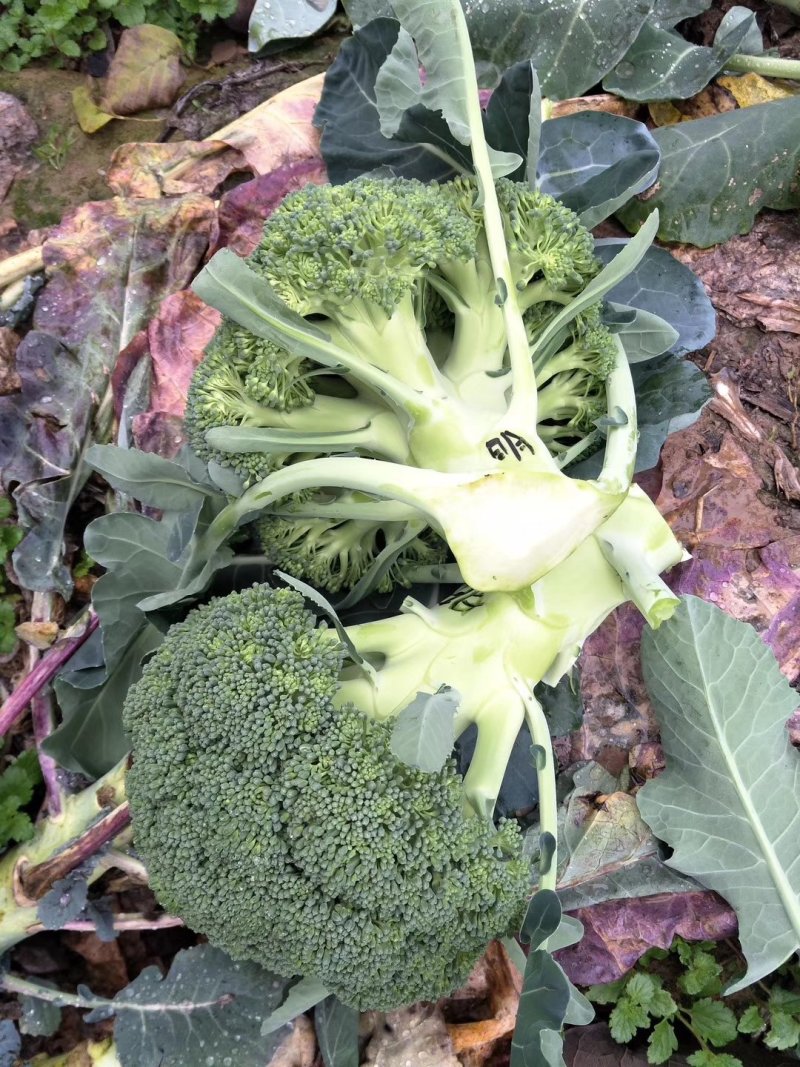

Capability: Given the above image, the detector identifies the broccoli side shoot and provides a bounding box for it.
[124,584,529,1011]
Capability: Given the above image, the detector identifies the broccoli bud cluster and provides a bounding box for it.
[124,584,530,1010]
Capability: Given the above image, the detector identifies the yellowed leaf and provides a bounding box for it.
[71,85,113,135]
[718,71,800,107]
[102,25,186,116]
[214,72,325,175]
[648,100,684,126]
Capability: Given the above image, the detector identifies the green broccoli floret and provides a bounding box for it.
[255,502,448,594]
[124,583,530,1010]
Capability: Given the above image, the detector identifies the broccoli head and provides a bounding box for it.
[124,584,530,1010]
[188,174,660,594]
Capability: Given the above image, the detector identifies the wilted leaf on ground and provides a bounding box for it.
[0,195,215,596]
[103,26,186,116]
[213,160,328,256]
[113,289,221,423]
[212,73,325,175]
[363,1006,460,1067]
[73,27,186,133]
[617,98,800,246]
[718,71,800,108]
[107,74,325,198]
[0,93,38,202]
[557,785,700,913]
[555,892,737,987]
[107,140,249,198]
[670,211,800,335]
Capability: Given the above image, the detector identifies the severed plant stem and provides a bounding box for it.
[0,610,98,736]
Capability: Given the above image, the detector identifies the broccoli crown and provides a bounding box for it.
[255,508,448,594]
[248,176,478,317]
[124,584,529,1010]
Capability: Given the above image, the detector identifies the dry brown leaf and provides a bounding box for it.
[550,93,639,118]
[718,70,800,107]
[364,1006,460,1067]
[267,1014,316,1067]
[107,72,325,198]
[14,621,59,649]
[670,212,800,335]
[0,327,21,395]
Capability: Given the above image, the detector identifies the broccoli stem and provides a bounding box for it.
[724,52,800,79]
[595,335,638,495]
[0,759,128,953]
[205,407,412,464]
[448,0,544,447]
[517,281,573,313]
[518,684,558,898]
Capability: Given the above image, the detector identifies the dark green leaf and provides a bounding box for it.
[715,5,763,55]
[314,19,465,183]
[0,750,41,850]
[603,15,752,101]
[470,0,655,99]
[109,945,291,1066]
[651,0,711,27]
[537,672,584,735]
[484,61,537,182]
[316,996,359,1067]
[0,1021,20,1067]
[538,113,660,227]
[594,242,716,359]
[249,0,336,50]
[519,889,561,950]
[631,354,711,472]
[604,302,679,364]
[617,99,800,246]
[37,872,89,929]
[639,597,800,993]
[18,993,61,1038]
[390,687,460,772]
[48,624,164,776]
[510,947,571,1067]
[85,445,211,511]
[84,513,184,667]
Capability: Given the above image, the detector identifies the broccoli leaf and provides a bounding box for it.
[595,242,716,359]
[538,113,660,228]
[638,596,800,993]
[85,444,212,512]
[603,14,753,101]
[0,1021,20,1067]
[262,977,331,1036]
[105,945,291,1067]
[248,0,336,51]
[616,99,800,246]
[390,687,459,772]
[315,996,359,1067]
[315,19,467,183]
